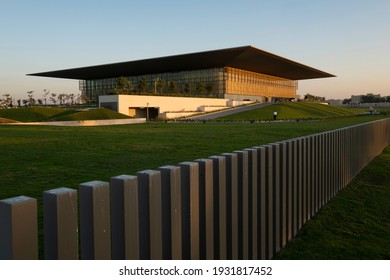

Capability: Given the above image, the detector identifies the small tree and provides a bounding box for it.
[184,83,192,95]
[79,93,90,104]
[27,91,35,106]
[137,77,148,93]
[206,84,214,97]
[196,82,206,95]
[156,78,165,94]
[167,81,178,94]
[114,77,133,94]
[50,93,57,105]
[43,89,50,106]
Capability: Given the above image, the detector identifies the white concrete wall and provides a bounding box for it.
[99,95,231,117]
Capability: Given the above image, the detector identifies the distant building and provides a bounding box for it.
[29,46,334,103]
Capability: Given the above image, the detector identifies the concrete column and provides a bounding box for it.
[256,146,267,259]
[244,148,258,260]
[195,159,214,260]
[159,165,182,260]
[138,170,163,260]
[0,196,38,260]
[43,187,78,260]
[222,153,238,260]
[209,155,226,260]
[179,161,200,260]
[234,150,249,260]
[110,175,139,260]
[79,181,111,260]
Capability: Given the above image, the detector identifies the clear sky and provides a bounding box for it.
[1,0,389,101]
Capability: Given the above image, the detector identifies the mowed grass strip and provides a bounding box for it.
[274,145,390,259]
[218,102,365,121]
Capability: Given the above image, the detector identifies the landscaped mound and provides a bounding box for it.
[217,102,365,121]
[0,107,130,122]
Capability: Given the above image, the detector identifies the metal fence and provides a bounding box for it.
[1,118,390,260]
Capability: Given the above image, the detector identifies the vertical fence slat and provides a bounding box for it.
[159,165,182,260]
[137,170,163,260]
[244,148,258,260]
[0,196,38,260]
[209,155,227,260]
[110,175,139,260]
[256,146,267,260]
[264,145,274,259]
[195,159,214,260]
[286,141,293,242]
[278,142,287,249]
[43,187,78,260]
[79,181,111,260]
[222,153,238,260]
[234,150,249,260]
[179,161,200,260]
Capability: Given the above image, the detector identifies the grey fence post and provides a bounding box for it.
[179,161,200,260]
[256,146,267,259]
[264,145,274,259]
[277,142,287,249]
[159,165,182,260]
[79,181,111,260]
[138,170,163,260]
[291,140,298,237]
[302,137,307,226]
[244,148,258,260]
[195,159,214,260]
[222,153,239,260]
[110,175,139,260]
[234,150,249,260]
[285,141,293,242]
[0,196,38,260]
[271,144,281,255]
[43,188,78,260]
[209,155,227,260]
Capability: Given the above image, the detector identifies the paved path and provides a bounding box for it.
[186,102,271,120]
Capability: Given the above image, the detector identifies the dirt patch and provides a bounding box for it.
[0,118,19,124]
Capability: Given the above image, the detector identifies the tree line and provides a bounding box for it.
[0,89,89,109]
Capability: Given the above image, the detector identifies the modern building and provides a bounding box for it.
[29,46,335,103]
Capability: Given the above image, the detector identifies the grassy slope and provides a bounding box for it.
[274,145,390,259]
[0,107,129,122]
[218,102,365,121]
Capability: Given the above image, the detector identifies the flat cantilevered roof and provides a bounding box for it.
[28,46,335,80]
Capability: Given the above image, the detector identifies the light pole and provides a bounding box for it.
[146,102,149,122]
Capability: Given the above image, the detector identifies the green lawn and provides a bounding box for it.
[218,102,366,121]
[0,116,382,201]
[274,145,390,259]
[0,113,388,259]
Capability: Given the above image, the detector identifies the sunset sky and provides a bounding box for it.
[1,0,389,100]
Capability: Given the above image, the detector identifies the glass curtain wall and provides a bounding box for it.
[224,67,297,100]
[80,66,297,101]
[81,68,225,101]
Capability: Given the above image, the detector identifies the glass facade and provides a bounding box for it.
[80,67,297,101]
